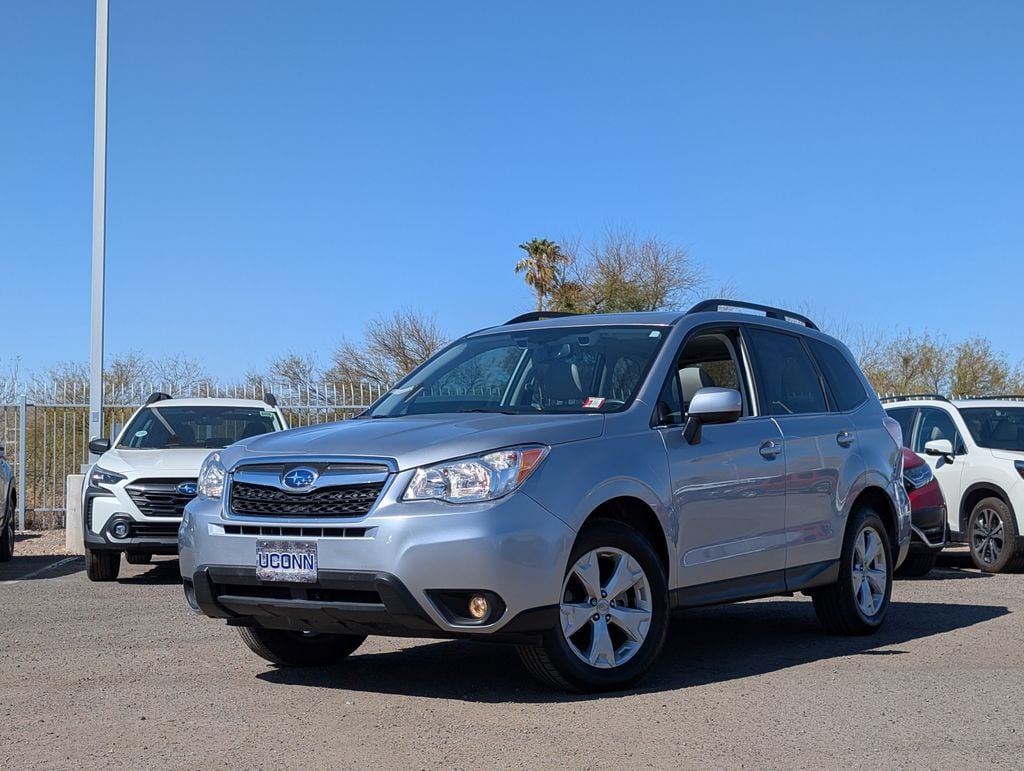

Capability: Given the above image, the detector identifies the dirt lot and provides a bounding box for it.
[1,544,1021,770]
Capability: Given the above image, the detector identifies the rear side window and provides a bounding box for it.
[885,407,917,448]
[745,328,827,416]
[807,339,868,411]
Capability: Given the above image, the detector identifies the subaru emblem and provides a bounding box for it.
[177,482,198,496]
[282,466,319,491]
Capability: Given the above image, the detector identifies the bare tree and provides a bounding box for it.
[152,353,213,396]
[329,310,446,387]
[551,229,705,313]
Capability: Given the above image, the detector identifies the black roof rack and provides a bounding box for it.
[878,394,950,404]
[504,311,578,325]
[687,299,819,331]
[144,392,172,405]
[263,392,278,408]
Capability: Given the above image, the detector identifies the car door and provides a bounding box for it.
[912,406,966,534]
[657,327,788,589]
[744,326,863,576]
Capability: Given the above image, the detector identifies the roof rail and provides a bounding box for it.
[144,391,173,405]
[686,299,819,331]
[956,394,1024,402]
[263,392,278,408]
[504,311,578,325]
[878,394,950,404]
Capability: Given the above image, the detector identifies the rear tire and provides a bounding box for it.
[967,497,1024,573]
[237,627,366,667]
[895,549,938,578]
[85,548,120,582]
[0,496,14,562]
[812,507,892,635]
[516,519,669,693]
[125,553,152,565]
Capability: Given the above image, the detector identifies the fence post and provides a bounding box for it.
[18,393,27,529]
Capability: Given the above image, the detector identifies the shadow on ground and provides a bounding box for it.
[257,597,1008,703]
[0,554,83,581]
[118,557,182,586]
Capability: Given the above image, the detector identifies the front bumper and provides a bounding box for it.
[909,504,947,552]
[179,488,576,638]
[84,485,180,554]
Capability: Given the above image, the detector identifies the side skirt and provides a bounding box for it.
[670,560,840,609]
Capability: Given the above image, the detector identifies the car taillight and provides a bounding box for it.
[883,416,903,448]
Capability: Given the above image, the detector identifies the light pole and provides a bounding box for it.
[89,0,108,461]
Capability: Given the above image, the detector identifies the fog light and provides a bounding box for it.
[111,521,130,539]
[468,595,489,620]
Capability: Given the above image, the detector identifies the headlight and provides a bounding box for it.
[197,452,226,499]
[402,445,549,504]
[903,462,933,490]
[90,466,126,486]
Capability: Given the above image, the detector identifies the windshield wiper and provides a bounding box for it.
[458,408,524,415]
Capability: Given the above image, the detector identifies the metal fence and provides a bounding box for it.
[0,380,386,529]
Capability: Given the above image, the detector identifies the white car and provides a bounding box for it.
[84,394,287,581]
[883,395,1024,572]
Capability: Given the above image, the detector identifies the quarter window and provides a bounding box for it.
[807,339,868,412]
[745,328,827,416]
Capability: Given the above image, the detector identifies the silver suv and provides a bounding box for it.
[180,301,910,692]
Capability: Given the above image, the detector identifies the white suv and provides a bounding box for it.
[84,394,287,581]
[883,395,1024,572]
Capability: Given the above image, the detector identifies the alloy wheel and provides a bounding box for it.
[971,508,1004,566]
[851,526,888,617]
[559,547,653,669]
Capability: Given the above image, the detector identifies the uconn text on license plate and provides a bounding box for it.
[256,540,317,583]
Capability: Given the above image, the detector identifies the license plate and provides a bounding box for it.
[256,540,317,583]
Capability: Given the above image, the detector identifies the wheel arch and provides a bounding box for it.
[850,486,900,556]
[960,483,1016,533]
[580,496,670,576]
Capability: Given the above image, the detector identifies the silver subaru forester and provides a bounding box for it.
[180,300,910,692]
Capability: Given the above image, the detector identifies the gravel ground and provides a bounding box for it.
[1,550,1021,769]
[12,529,68,557]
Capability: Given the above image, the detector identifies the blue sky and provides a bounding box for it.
[2,1,1022,382]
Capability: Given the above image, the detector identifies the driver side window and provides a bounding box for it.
[655,330,746,426]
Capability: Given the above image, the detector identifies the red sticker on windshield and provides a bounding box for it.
[583,397,606,409]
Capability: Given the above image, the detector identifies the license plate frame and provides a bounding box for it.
[255,539,318,583]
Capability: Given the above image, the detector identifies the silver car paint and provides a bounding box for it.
[180,311,911,635]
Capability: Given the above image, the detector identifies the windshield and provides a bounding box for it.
[364,325,666,418]
[117,406,282,449]
[960,407,1024,452]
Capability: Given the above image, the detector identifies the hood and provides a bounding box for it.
[990,448,1024,463]
[226,413,606,471]
[96,448,215,477]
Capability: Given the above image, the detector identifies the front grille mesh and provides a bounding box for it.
[229,482,383,518]
[125,478,196,518]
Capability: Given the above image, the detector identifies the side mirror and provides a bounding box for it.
[684,387,743,445]
[924,438,953,459]
[89,437,111,455]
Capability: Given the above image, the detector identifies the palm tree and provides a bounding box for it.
[514,238,569,312]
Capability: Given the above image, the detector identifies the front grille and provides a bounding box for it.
[211,582,382,605]
[129,521,180,538]
[229,482,383,518]
[86,498,94,532]
[125,478,196,518]
[222,524,369,538]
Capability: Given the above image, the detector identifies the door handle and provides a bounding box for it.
[759,440,782,459]
[836,430,855,448]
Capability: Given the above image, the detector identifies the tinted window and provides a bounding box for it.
[885,407,917,448]
[960,407,1024,451]
[807,339,868,411]
[913,408,961,454]
[746,328,827,416]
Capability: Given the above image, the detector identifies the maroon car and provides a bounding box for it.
[897,447,947,576]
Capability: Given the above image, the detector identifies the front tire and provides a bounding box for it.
[85,548,120,581]
[895,549,939,578]
[237,627,366,667]
[0,495,14,562]
[516,519,669,693]
[967,497,1024,573]
[812,507,892,635]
